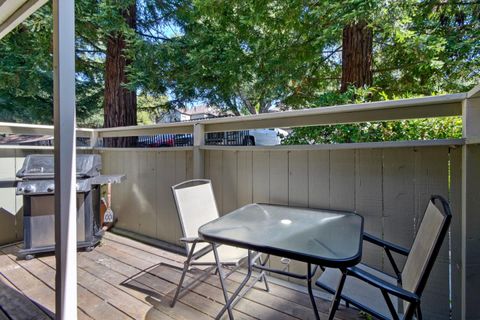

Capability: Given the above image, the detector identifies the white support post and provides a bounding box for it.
[460,92,480,320]
[193,123,205,179]
[53,0,77,319]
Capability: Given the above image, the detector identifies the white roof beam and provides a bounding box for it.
[0,0,48,39]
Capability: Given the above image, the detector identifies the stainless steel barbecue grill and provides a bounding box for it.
[16,154,124,259]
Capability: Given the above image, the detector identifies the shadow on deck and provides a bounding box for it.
[0,232,361,320]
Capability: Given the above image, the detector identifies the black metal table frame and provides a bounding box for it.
[201,204,363,320]
[212,247,349,320]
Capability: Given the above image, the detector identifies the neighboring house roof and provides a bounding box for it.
[158,105,234,123]
[176,105,220,117]
[158,104,284,124]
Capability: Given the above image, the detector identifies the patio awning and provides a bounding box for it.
[0,0,48,39]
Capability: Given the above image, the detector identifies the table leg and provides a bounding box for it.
[327,269,347,320]
[258,255,270,292]
[307,263,320,320]
[215,249,254,320]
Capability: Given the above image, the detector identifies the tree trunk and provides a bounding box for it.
[340,21,373,92]
[103,3,137,147]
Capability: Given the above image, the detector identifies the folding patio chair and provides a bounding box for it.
[316,195,452,320]
[170,179,269,312]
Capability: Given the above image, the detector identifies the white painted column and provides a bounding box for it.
[460,86,480,320]
[53,0,77,319]
[193,123,205,179]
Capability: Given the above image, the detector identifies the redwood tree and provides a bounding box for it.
[340,21,373,92]
[103,3,137,147]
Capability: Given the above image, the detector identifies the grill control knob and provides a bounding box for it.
[47,184,55,192]
[24,185,35,193]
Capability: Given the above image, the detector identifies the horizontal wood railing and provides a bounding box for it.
[91,92,466,138]
[0,122,93,137]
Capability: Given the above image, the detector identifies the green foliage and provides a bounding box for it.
[374,1,480,94]
[137,93,169,124]
[0,0,168,127]
[131,0,475,143]
[142,1,353,114]
[143,0,479,116]
[283,88,463,144]
[0,6,53,124]
[0,2,105,125]
[284,117,462,144]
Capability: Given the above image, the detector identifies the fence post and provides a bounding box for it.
[90,130,98,148]
[193,123,205,179]
[459,85,480,320]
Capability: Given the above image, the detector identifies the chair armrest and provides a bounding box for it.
[363,233,410,256]
[179,236,205,243]
[347,266,419,303]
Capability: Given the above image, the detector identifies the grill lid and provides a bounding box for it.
[16,154,102,179]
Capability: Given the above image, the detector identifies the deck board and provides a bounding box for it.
[0,277,51,320]
[0,232,361,319]
[99,237,320,319]
[103,232,358,317]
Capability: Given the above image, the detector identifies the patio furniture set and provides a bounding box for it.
[170,179,451,320]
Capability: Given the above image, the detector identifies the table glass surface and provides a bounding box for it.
[198,203,363,266]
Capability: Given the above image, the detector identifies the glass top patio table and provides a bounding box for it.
[198,203,364,268]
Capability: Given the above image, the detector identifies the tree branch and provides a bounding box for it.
[430,1,480,5]
[136,31,173,41]
[76,49,102,54]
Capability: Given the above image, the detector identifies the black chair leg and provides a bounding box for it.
[416,305,423,320]
[307,263,320,320]
[328,270,347,320]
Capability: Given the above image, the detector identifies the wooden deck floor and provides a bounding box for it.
[0,232,361,320]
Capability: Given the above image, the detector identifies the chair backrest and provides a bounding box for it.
[402,195,452,317]
[171,179,220,255]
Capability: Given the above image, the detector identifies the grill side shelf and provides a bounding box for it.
[89,174,126,185]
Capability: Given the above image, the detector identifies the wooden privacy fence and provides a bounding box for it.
[203,144,459,320]
[1,86,479,319]
[98,142,460,319]
[0,148,30,245]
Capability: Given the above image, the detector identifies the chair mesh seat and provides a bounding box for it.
[316,264,400,319]
[193,246,248,265]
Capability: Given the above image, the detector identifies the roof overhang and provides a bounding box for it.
[0,0,48,40]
